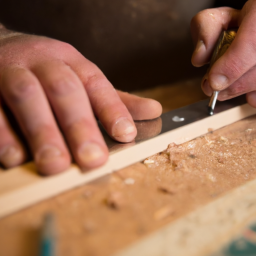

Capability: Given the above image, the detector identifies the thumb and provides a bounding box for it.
[208,2,256,91]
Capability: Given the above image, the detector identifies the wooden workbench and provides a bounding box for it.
[3,78,256,256]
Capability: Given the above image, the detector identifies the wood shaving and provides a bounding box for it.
[144,159,155,164]
[157,186,175,195]
[154,206,174,221]
[104,192,124,210]
[245,129,253,133]
[207,174,216,182]
[82,189,94,199]
[204,136,214,145]
[83,221,97,233]
[220,136,229,144]
[124,178,135,185]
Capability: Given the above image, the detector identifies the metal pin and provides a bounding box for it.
[208,91,219,116]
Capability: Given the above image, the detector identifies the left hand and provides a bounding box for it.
[190,0,256,107]
[0,28,162,175]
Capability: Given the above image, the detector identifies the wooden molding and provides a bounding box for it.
[1,103,256,219]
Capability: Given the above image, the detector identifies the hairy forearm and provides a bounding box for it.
[0,24,22,41]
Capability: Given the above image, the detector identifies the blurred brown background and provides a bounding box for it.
[0,0,246,91]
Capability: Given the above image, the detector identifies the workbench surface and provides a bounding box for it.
[5,79,255,256]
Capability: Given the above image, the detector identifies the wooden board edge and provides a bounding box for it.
[0,103,256,219]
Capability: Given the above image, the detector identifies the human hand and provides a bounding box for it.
[0,27,162,175]
[190,0,256,106]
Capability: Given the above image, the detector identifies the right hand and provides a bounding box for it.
[190,1,256,107]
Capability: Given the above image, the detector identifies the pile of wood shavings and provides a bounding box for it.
[144,120,256,190]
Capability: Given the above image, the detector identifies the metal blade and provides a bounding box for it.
[99,95,246,154]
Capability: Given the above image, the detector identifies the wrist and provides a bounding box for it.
[0,25,22,41]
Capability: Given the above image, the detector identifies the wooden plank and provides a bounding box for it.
[0,103,256,219]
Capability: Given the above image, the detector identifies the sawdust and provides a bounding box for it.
[154,205,174,221]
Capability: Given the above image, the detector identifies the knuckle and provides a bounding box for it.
[32,39,78,59]
[191,9,208,26]
[28,37,57,55]
[249,38,256,54]
[66,118,86,133]
[30,39,47,52]
[65,118,96,142]
[223,58,242,78]
[227,82,246,96]
[243,1,253,14]
[5,79,37,103]
[85,72,107,92]
[190,14,200,28]
[48,78,78,96]
[60,42,76,53]
[29,123,57,138]
[86,73,100,86]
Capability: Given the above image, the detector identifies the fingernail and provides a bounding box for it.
[112,118,136,138]
[0,145,23,167]
[35,145,62,165]
[78,142,105,167]
[209,74,228,90]
[202,79,213,96]
[195,40,206,54]
[247,91,256,108]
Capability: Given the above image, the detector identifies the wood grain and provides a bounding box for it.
[0,103,256,219]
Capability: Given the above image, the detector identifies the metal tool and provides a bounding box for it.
[208,29,237,115]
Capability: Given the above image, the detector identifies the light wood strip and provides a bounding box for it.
[0,103,256,219]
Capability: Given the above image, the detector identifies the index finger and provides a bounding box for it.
[65,54,137,143]
[190,7,240,67]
